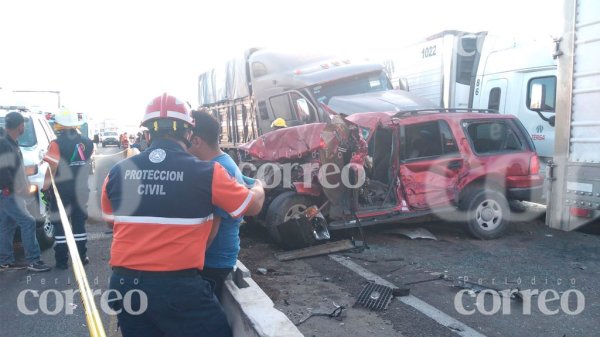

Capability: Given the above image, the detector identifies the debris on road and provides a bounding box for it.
[404,274,451,286]
[385,228,438,240]
[453,279,527,302]
[257,268,268,275]
[355,282,395,311]
[295,305,346,326]
[392,287,410,297]
[275,239,357,261]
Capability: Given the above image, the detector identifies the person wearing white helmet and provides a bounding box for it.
[43,108,94,270]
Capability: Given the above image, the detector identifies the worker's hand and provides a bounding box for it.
[245,179,266,216]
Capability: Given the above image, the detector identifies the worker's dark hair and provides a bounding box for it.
[191,109,220,148]
[5,112,25,130]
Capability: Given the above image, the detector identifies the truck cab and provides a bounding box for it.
[471,39,557,167]
[198,48,396,153]
[248,49,394,133]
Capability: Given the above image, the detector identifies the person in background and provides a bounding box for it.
[0,112,51,272]
[102,94,265,337]
[188,109,260,298]
[43,108,94,270]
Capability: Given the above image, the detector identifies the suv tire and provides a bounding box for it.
[36,215,55,250]
[461,189,510,240]
[265,192,317,249]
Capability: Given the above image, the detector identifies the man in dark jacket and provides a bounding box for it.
[0,112,51,272]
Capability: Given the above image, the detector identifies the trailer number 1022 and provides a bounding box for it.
[422,45,437,58]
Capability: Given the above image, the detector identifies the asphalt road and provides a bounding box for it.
[0,146,123,337]
[239,213,600,337]
[2,145,599,337]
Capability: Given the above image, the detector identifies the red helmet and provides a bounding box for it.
[141,93,194,129]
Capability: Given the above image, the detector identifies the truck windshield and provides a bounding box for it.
[310,71,392,104]
[0,116,37,147]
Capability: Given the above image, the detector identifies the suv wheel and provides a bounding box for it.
[36,215,55,249]
[265,192,317,249]
[461,189,510,240]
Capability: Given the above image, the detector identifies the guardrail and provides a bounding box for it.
[221,261,304,337]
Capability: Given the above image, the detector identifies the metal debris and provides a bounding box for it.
[275,239,356,261]
[295,305,345,326]
[385,228,438,240]
[257,268,268,275]
[355,282,394,311]
[404,274,451,286]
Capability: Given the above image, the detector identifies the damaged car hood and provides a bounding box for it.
[238,123,326,161]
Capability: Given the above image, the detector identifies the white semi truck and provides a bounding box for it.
[383,31,558,171]
[545,0,600,230]
[198,48,396,152]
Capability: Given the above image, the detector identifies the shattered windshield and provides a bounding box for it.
[310,70,392,105]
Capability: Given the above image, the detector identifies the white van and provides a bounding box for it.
[0,108,56,248]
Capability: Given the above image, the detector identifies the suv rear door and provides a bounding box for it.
[399,119,467,209]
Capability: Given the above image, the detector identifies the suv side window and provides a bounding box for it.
[464,120,524,154]
[402,120,458,160]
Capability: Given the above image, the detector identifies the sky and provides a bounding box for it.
[0,0,562,126]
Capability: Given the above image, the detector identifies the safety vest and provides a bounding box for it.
[45,130,94,191]
[102,139,253,271]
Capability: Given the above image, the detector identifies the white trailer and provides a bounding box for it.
[383,30,486,109]
[546,0,600,230]
[385,31,560,199]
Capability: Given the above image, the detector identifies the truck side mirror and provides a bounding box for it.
[398,78,410,91]
[529,83,546,111]
[529,83,555,127]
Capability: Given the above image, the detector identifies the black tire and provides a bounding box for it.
[265,192,317,249]
[36,216,55,250]
[509,200,529,213]
[460,189,510,240]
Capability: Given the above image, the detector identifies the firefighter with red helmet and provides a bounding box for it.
[101,93,265,337]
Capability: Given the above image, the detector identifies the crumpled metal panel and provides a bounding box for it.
[238,123,327,162]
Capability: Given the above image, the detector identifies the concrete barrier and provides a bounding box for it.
[221,261,304,337]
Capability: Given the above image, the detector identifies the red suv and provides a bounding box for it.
[241,109,543,249]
